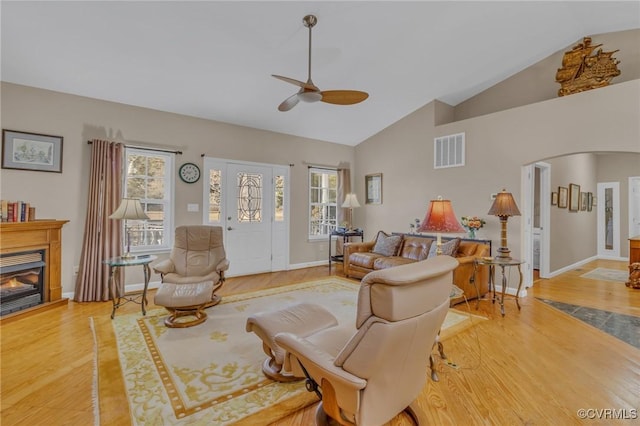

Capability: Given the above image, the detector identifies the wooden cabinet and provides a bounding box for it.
[630,236,640,265]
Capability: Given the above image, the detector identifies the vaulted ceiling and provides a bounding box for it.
[2,1,639,146]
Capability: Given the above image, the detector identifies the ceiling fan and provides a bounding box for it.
[272,15,369,112]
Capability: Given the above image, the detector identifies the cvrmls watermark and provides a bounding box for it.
[577,408,638,420]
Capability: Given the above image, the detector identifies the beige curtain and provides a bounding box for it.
[337,167,351,226]
[336,167,351,255]
[74,139,123,302]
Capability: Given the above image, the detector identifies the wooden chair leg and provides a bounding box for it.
[319,379,353,425]
[164,305,208,328]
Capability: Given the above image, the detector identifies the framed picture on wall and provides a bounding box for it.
[551,192,558,206]
[580,192,588,211]
[365,173,383,204]
[2,129,63,173]
[569,183,580,212]
[558,186,568,209]
[587,192,593,211]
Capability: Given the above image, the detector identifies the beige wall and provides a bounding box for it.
[2,29,639,294]
[596,153,640,249]
[0,83,354,294]
[454,29,640,122]
[354,79,640,276]
[546,152,640,267]
[546,154,598,270]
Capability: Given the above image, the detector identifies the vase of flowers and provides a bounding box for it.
[461,216,485,239]
[409,218,421,234]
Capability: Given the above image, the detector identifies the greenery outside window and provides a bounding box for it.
[309,167,337,239]
[124,148,174,252]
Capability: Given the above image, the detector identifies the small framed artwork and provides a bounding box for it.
[551,192,558,206]
[587,192,593,212]
[2,129,63,173]
[558,186,568,209]
[365,173,383,204]
[568,183,580,212]
[580,192,588,211]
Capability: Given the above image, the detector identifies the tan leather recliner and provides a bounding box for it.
[275,255,458,426]
[153,225,229,306]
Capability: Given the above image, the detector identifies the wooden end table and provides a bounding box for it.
[329,229,364,273]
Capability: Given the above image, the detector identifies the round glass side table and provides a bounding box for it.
[103,255,157,319]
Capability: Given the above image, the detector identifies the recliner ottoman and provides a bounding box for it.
[154,281,214,328]
[246,303,338,382]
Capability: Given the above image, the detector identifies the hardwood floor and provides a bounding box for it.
[1,259,638,425]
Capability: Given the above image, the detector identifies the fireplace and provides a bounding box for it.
[0,219,68,322]
[0,250,45,316]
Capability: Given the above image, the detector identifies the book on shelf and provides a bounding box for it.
[0,200,35,222]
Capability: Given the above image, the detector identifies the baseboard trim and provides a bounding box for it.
[63,281,162,301]
[288,260,328,270]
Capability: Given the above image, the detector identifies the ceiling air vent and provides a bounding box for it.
[434,132,465,169]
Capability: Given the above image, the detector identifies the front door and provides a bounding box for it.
[225,163,273,276]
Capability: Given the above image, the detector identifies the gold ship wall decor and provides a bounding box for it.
[555,37,621,97]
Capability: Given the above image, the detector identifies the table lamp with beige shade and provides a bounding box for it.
[109,198,150,259]
[488,189,521,259]
[341,193,361,231]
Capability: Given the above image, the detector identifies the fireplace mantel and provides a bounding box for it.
[0,219,69,322]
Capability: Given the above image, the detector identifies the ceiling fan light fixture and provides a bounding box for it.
[298,92,322,103]
[272,14,369,111]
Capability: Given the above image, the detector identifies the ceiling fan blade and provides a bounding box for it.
[320,90,369,105]
[278,93,300,112]
[272,75,317,90]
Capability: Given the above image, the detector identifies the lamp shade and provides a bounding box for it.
[341,193,361,209]
[488,190,521,218]
[418,197,465,233]
[109,198,150,220]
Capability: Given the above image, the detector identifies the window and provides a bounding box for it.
[309,167,337,239]
[236,172,263,223]
[124,148,174,252]
[207,168,222,223]
[274,175,285,222]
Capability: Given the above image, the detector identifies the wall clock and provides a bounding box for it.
[178,162,201,183]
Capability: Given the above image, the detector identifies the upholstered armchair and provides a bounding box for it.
[275,255,458,425]
[153,225,229,307]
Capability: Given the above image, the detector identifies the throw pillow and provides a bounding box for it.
[427,238,461,258]
[372,232,403,257]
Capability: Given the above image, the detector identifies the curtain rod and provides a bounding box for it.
[87,140,182,155]
[303,161,338,170]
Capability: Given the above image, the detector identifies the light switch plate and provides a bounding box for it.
[187,203,199,212]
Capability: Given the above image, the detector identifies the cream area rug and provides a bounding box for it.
[580,268,628,283]
[94,277,484,425]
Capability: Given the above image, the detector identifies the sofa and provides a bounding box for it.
[343,231,490,304]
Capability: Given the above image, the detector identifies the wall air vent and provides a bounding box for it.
[434,132,465,169]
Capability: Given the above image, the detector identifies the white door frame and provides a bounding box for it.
[597,182,620,258]
[629,176,640,239]
[522,163,551,287]
[202,157,290,276]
